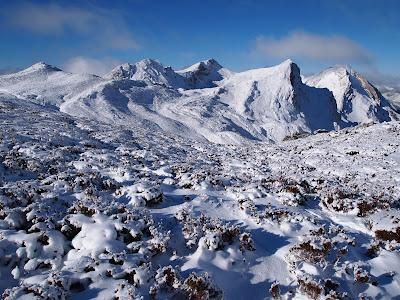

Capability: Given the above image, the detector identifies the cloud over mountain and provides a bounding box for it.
[63,57,123,76]
[255,31,373,65]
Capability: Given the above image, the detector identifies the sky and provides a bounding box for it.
[0,0,399,85]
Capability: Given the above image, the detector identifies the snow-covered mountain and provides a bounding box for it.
[0,59,398,143]
[161,59,340,142]
[305,66,399,124]
[0,62,101,106]
[74,59,341,143]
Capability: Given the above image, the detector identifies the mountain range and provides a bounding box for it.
[0,58,398,143]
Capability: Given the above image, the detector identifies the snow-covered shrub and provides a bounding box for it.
[287,224,355,285]
[323,279,339,297]
[321,187,359,213]
[3,271,73,300]
[237,198,257,216]
[175,209,253,252]
[5,229,67,281]
[290,240,332,265]
[263,177,311,206]
[1,182,37,208]
[146,225,170,255]
[297,277,323,300]
[239,232,255,252]
[375,227,400,243]
[113,283,139,299]
[71,171,121,195]
[319,184,392,217]
[116,182,163,207]
[149,266,222,299]
[366,241,381,258]
[2,209,27,230]
[150,265,182,297]
[353,265,369,283]
[182,272,223,300]
[263,206,293,223]
[269,281,281,299]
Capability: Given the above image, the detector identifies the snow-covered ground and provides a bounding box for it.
[1,86,400,299]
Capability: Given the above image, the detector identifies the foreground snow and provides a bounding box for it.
[1,95,400,299]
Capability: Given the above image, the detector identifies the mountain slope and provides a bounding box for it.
[305,66,399,124]
[60,79,205,141]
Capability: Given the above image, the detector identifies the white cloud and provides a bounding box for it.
[255,31,373,65]
[63,57,123,76]
[2,2,140,50]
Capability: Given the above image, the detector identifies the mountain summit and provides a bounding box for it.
[22,62,62,73]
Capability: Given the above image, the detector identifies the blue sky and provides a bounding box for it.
[0,0,399,83]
